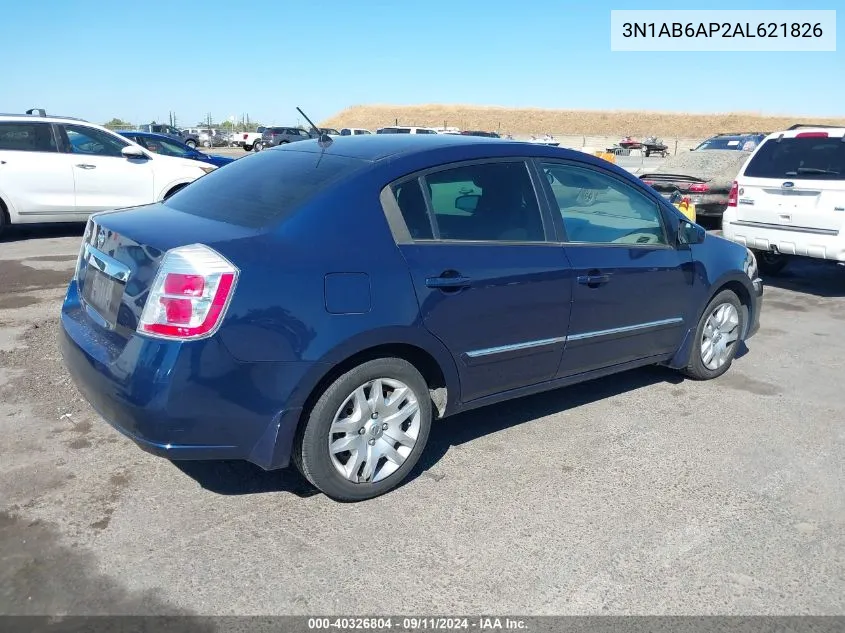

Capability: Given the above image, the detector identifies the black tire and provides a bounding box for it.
[294,357,432,502]
[253,141,263,152]
[243,144,253,152]
[753,250,789,276]
[682,289,745,381]
[185,139,197,149]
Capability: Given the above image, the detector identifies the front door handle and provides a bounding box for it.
[577,271,611,287]
[76,164,96,170]
[426,271,471,290]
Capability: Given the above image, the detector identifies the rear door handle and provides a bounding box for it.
[76,164,96,170]
[426,271,471,290]
[577,271,611,287]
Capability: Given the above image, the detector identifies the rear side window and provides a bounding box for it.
[0,122,56,152]
[393,179,434,240]
[744,137,845,180]
[164,149,369,228]
[423,161,545,242]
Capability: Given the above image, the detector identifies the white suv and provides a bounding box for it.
[722,124,845,275]
[0,109,216,235]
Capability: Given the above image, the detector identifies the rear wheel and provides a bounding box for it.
[0,201,7,239]
[243,144,253,151]
[754,250,789,276]
[185,139,197,149]
[681,290,744,381]
[294,358,432,502]
[253,141,263,152]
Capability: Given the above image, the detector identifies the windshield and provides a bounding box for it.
[152,137,193,157]
[744,137,845,180]
[164,148,370,228]
[695,137,750,151]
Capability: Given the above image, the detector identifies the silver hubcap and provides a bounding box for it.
[701,303,740,370]
[328,378,421,484]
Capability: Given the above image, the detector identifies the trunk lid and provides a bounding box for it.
[76,204,261,339]
[735,136,845,232]
[647,149,750,185]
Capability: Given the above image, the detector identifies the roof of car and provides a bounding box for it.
[117,130,184,141]
[0,113,89,124]
[763,126,845,140]
[269,132,588,164]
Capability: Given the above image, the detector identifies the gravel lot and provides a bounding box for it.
[1,224,844,616]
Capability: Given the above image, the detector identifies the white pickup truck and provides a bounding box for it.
[235,127,266,151]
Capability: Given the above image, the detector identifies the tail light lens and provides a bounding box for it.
[73,218,94,281]
[688,183,710,193]
[641,180,655,186]
[138,244,238,340]
[795,132,828,138]
[728,180,739,207]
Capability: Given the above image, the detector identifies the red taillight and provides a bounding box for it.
[138,244,238,340]
[242,133,248,139]
[795,132,828,138]
[642,180,655,186]
[728,180,739,207]
[164,273,205,296]
[688,183,710,193]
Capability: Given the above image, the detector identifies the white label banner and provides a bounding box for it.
[610,10,836,52]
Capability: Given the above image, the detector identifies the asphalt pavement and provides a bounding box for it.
[1,224,843,615]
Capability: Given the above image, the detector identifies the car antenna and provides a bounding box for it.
[296,106,332,148]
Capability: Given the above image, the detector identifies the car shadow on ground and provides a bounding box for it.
[173,364,685,500]
[0,222,86,243]
[760,258,845,299]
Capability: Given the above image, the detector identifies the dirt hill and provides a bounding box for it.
[320,104,845,139]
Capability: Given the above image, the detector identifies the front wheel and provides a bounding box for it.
[294,358,432,502]
[754,250,789,276]
[681,290,744,381]
[253,141,263,152]
[185,139,197,149]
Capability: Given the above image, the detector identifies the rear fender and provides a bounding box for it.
[294,325,462,416]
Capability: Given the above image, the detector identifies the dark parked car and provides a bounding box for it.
[640,149,755,219]
[118,131,235,168]
[137,123,200,149]
[60,134,763,502]
[461,130,500,138]
[692,133,767,152]
[255,126,313,151]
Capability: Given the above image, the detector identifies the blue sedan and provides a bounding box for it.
[117,130,234,168]
[60,134,763,501]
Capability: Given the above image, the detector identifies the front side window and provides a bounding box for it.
[63,124,129,157]
[421,161,545,242]
[540,161,668,246]
[0,122,56,152]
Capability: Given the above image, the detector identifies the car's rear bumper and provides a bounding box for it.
[723,218,845,262]
[60,285,324,470]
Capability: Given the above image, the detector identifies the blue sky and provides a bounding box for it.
[4,0,842,127]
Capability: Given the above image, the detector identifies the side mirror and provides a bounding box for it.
[455,194,480,212]
[121,146,146,159]
[678,220,706,245]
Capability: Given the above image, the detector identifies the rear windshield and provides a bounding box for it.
[163,148,370,228]
[695,137,749,150]
[744,137,845,180]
